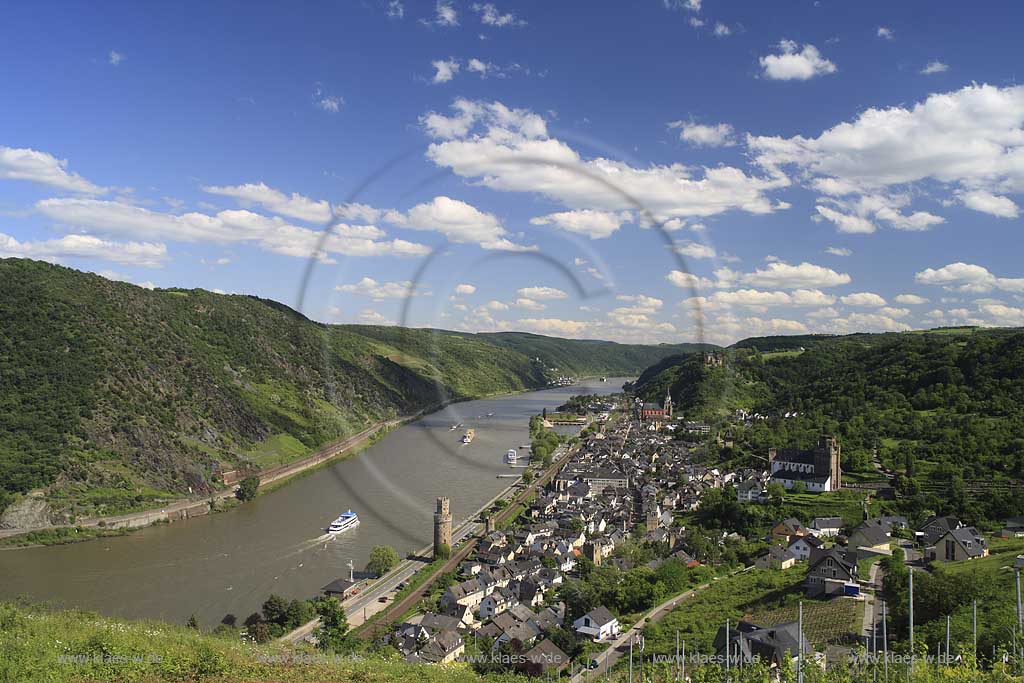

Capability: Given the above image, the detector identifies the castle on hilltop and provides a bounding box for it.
[703,351,724,367]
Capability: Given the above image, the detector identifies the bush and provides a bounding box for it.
[235,475,260,502]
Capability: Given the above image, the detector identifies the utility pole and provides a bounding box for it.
[946,615,951,666]
[681,639,686,683]
[629,635,634,683]
[883,600,889,683]
[909,569,914,672]
[973,599,978,660]
[725,619,730,678]
[1016,566,1023,667]
[798,601,804,683]
[675,630,679,683]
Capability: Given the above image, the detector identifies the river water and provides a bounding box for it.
[1,378,627,627]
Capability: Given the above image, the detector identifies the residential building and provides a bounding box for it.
[805,547,858,597]
[927,527,989,562]
[809,517,844,538]
[755,545,798,570]
[573,606,620,641]
[714,620,812,668]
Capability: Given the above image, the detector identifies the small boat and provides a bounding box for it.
[461,429,475,444]
[449,424,458,431]
[327,510,360,534]
[487,412,494,417]
[506,448,518,464]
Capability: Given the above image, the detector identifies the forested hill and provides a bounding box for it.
[0,258,693,519]
[336,328,708,380]
[632,329,1024,523]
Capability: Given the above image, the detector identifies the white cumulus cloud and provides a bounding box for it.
[421,98,790,225]
[0,146,107,194]
[668,121,736,147]
[959,189,1019,218]
[840,292,887,307]
[517,286,568,300]
[530,210,631,239]
[431,58,461,84]
[921,61,949,75]
[759,40,837,81]
[0,232,166,267]
[202,182,332,223]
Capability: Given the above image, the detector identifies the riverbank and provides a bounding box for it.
[0,412,416,547]
[0,374,604,547]
[0,379,567,548]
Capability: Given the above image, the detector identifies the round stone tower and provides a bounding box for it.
[433,496,452,557]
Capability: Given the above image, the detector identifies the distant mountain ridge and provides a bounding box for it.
[0,258,699,517]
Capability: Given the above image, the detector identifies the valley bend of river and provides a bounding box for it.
[0,378,629,627]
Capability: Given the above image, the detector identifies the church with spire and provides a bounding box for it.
[639,387,673,423]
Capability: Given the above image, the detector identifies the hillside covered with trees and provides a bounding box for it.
[0,258,693,519]
[631,328,1024,525]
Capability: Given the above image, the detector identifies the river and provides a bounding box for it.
[1,378,628,627]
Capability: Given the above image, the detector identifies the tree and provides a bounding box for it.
[285,599,315,629]
[435,542,451,560]
[261,594,289,626]
[367,545,400,576]
[791,481,807,495]
[186,614,199,630]
[313,597,351,653]
[236,475,260,502]
[248,622,272,643]
[766,482,786,506]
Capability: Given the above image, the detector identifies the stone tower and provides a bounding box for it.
[813,434,842,490]
[433,496,452,557]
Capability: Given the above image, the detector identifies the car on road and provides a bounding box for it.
[378,596,388,603]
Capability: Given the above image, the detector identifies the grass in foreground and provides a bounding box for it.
[2,600,1022,682]
[0,600,513,683]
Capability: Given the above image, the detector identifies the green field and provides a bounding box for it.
[244,433,312,468]
[751,596,864,648]
[638,567,807,655]
[781,490,876,528]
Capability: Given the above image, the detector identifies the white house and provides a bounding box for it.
[809,517,844,538]
[736,478,764,503]
[788,535,824,561]
[479,587,518,620]
[573,606,620,641]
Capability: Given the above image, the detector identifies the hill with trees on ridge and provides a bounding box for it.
[0,258,699,520]
[630,327,1024,526]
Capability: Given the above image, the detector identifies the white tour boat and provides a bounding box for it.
[327,510,360,534]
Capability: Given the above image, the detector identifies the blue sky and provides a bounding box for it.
[2,1,1023,345]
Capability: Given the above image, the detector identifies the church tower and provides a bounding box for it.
[663,388,673,418]
[433,497,452,557]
